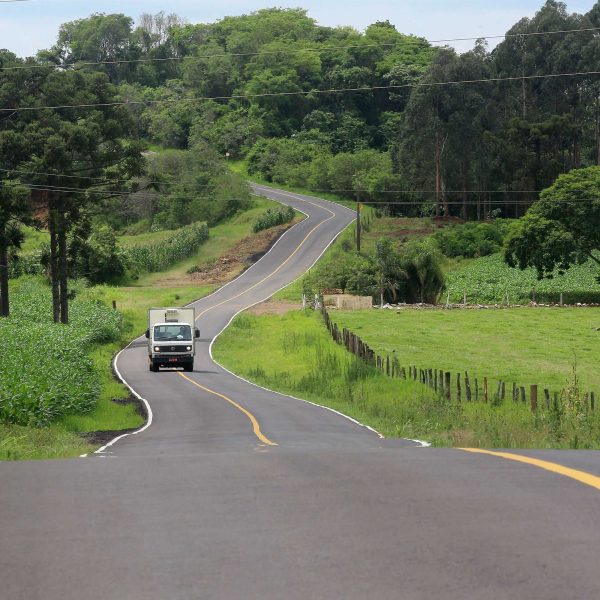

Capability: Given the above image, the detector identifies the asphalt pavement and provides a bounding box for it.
[1,184,599,600]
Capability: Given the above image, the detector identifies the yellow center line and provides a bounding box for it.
[195,191,338,322]
[460,448,600,491]
[177,371,277,446]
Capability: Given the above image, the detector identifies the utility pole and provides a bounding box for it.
[356,198,361,252]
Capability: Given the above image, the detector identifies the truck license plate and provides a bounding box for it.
[168,358,178,363]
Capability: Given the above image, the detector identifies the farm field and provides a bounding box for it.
[446,253,600,305]
[329,307,600,395]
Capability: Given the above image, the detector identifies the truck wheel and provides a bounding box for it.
[149,361,158,372]
[183,363,194,372]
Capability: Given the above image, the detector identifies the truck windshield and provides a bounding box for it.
[154,324,192,341]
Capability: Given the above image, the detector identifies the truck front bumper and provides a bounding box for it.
[151,355,193,366]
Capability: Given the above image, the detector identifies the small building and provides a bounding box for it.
[323,294,373,310]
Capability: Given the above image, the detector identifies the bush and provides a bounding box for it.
[399,240,446,304]
[70,225,127,284]
[252,207,295,233]
[434,220,513,258]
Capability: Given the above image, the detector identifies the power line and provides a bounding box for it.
[17,181,236,201]
[3,26,599,71]
[0,166,557,193]
[16,181,600,205]
[3,69,600,113]
[0,166,233,189]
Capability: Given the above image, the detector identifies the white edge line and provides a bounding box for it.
[92,188,318,455]
[206,222,387,440]
[93,340,154,455]
[94,185,428,453]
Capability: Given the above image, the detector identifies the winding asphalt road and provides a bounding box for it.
[2,185,600,599]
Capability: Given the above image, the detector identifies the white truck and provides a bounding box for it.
[145,308,200,372]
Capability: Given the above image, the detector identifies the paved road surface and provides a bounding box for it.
[2,185,599,599]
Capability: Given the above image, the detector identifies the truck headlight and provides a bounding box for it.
[154,346,160,352]
[186,346,192,351]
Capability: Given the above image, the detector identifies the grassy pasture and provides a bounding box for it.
[214,309,600,449]
[330,308,600,395]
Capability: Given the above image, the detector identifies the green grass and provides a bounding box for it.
[118,229,176,247]
[134,196,283,286]
[214,309,600,449]
[21,226,49,252]
[329,308,600,396]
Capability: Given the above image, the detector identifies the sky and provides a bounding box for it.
[0,0,597,57]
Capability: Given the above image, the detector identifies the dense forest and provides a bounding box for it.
[1,0,600,318]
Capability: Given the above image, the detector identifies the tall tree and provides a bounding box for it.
[1,65,143,323]
[505,166,600,278]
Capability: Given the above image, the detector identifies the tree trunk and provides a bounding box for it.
[596,95,600,166]
[0,222,9,317]
[521,64,527,119]
[434,134,441,217]
[48,206,60,323]
[461,157,469,220]
[57,208,69,325]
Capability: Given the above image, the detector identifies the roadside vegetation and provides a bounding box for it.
[214,310,600,449]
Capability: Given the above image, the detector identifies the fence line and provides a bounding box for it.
[320,305,597,414]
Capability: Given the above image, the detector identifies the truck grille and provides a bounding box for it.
[156,346,191,353]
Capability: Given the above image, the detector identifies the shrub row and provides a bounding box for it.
[0,279,121,426]
[123,222,209,274]
[252,206,295,233]
[433,220,514,258]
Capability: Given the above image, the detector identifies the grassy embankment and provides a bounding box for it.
[2,196,284,460]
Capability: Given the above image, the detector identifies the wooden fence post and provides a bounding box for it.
[483,377,488,403]
[457,373,462,402]
[530,385,538,412]
[544,389,551,409]
[475,378,479,402]
[445,372,451,401]
[465,373,472,402]
[520,386,527,404]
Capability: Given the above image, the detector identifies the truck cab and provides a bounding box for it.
[146,308,199,372]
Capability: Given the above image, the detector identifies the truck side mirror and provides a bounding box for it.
[145,329,150,339]
[195,328,200,338]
